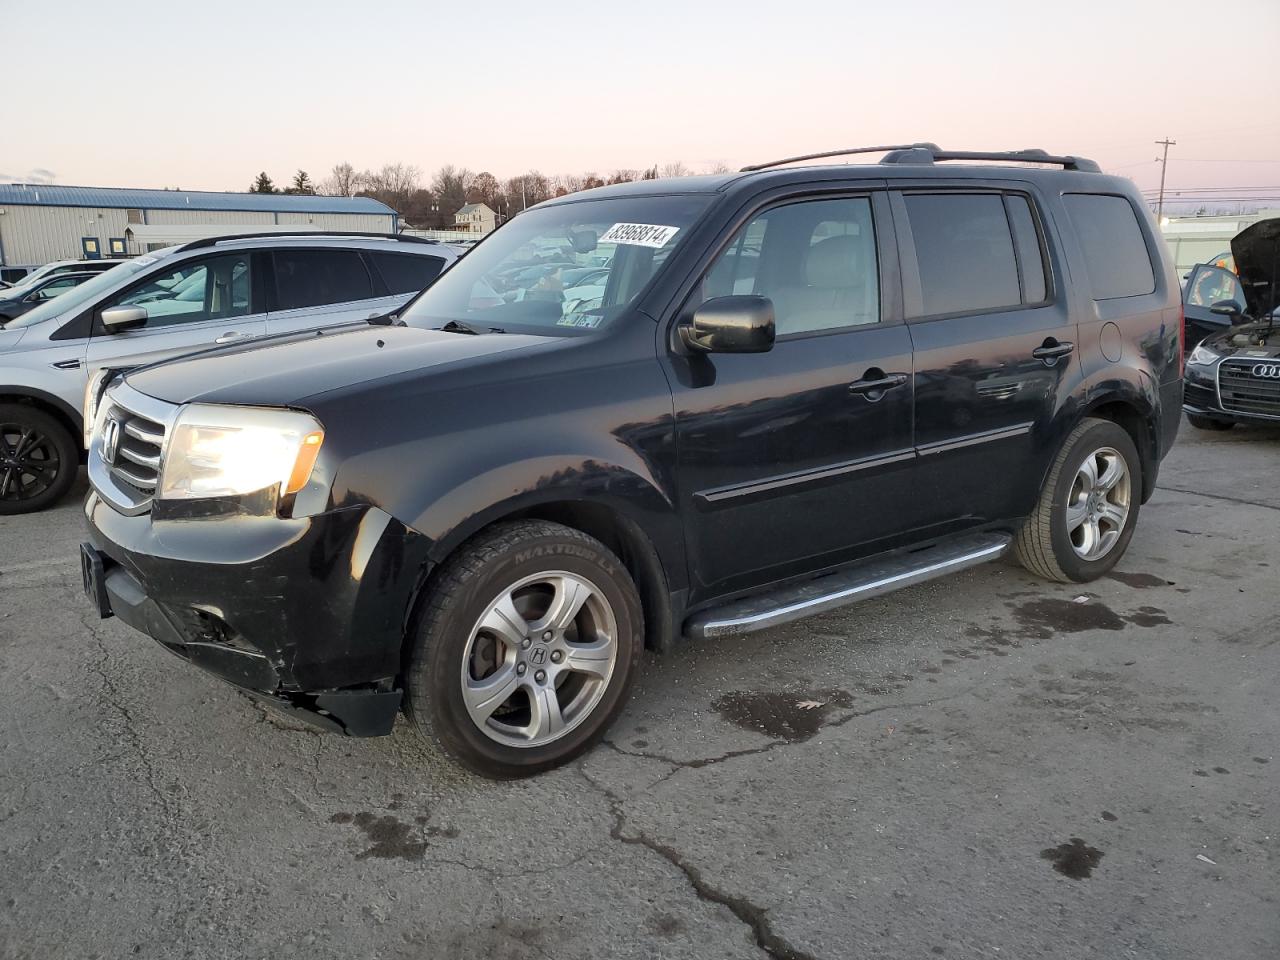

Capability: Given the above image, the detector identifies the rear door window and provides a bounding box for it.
[369,252,446,295]
[904,193,1021,317]
[272,249,374,310]
[1062,194,1156,300]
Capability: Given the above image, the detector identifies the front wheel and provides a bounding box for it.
[404,520,643,778]
[1014,418,1142,583]
[0,403,79,515]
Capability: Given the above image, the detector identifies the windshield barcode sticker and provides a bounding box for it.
[599,223,680,248]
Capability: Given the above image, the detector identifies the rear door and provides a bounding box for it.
[265,247,401,334]
[84,250,267,386]
[893,187,1077,530]
[663,189,918,599]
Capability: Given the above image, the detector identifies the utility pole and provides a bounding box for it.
[1154,138,1176,221]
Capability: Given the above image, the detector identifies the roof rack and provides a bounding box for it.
[741,144,941,172]
[176,231,439,253]
[742,143,1100,174]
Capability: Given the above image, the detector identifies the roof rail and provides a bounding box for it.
[175,231,439,253]
[741,144,942,172]
[741,143,1100,174]
[879,146,1100,173]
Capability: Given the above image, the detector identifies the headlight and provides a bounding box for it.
[158,404,324,502]
[83,368,117,448]
[1187,343,1220,366]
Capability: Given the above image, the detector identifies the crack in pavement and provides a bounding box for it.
[75,599,173,818]
[576,762,820,960]
[602,688,977,772]
[1156,484,1280,512]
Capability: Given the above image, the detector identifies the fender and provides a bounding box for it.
[0,377,84,434]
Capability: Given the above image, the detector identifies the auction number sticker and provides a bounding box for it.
[599,222,680,248]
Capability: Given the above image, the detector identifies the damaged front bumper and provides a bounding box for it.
[82,491,431,736]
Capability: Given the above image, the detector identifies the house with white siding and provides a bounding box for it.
[0,184,398,277]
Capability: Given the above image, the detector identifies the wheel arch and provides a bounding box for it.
[1077,394,1158,503]
[0,387,84,462]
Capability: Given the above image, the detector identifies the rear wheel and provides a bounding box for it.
[1186,413,1234,431]
[1014,418,1141,583]
[404,520,643,778]
[0,404,78,515]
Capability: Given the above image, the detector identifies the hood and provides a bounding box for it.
[1231,217,1280,319]
[124,323,558,407]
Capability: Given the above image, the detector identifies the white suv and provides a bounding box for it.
[0,233,462,513]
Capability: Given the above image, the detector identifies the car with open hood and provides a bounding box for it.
[1182,218,1280,430]
[78,144,1183,778]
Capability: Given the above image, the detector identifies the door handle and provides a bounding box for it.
[1031,340,1074,363]
[214,331,246,345]
[848,372,909,398]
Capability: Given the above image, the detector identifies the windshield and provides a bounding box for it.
[399,195,712,335]
[3,252,174,329]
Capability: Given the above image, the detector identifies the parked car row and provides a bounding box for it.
[0,233,462,512]
[74,144,1183,778]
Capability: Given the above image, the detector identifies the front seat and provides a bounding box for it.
[768,234,874,334]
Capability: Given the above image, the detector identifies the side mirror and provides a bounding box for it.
[100,305,148,332]
[1209,300,1242,318]
[681,295,775,354]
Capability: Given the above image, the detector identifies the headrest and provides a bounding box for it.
[804,234,864,287]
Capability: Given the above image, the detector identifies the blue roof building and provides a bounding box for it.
[0,183,398,272]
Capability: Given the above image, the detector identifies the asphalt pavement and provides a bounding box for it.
[1,419,1276,960]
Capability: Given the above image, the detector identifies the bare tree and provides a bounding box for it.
[431,165,473,224]
[660,162,691,178]
[362,163,422,214]
[321,162,362,197]
[704,161,733,174]
[467,171,501,206]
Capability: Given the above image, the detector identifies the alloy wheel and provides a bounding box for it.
[460,571,618,748]
[1065,446,1130,561]
[0,420,62,503]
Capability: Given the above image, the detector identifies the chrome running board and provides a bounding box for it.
[684,532,1012,639]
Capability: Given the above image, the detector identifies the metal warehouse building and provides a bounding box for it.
[0,184,398,273]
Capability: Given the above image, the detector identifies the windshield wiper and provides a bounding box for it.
[437,319,505,335]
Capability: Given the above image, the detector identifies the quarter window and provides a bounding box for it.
[370,252,446,295]
[904,193,1020,317]
[1062,194,1156,300]
[701,197,880,336]
[272,249,373,310]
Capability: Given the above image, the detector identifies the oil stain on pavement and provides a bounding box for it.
[1040,838,1104,879]
[713,689,854,742]
[330,811,428,861]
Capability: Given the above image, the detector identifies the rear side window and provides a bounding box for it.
[370,252,446,295]
[1062,194,1156,299]
[273,249,373,310]
[904,193,1020,317]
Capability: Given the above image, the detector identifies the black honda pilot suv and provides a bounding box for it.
[81,144,1183,777]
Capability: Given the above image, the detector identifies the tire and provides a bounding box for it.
[0,403,79,515]
[1014,417,1142,583]
[1186,413,1234,431]
[404,520,644,778]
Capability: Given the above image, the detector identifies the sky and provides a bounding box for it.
[3,0,1278,208]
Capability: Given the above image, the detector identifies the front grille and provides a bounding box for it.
[1218,359,1280,419]
[88,382,177,515]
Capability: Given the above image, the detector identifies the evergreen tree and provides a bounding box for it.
[250,172,277,194]
[286,170,316,195]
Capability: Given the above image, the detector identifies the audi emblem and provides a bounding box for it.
[101,417,121,465]
[1252,363,1280,380]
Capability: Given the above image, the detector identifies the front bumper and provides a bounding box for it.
[83,491,431,736]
